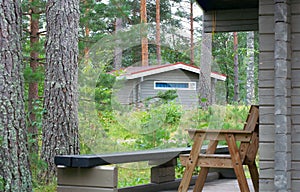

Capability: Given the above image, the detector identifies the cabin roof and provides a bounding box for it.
[115,62,226,81]
[196,0,258,12]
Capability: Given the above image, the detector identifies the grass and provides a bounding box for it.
[117,163,150,188]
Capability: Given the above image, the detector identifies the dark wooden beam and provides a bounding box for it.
[196,0,258,12]
[55,147,229,168]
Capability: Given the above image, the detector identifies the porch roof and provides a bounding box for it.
[196,0,258,11]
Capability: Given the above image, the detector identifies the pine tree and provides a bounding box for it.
[40,0,80,182]
[141,0,149,66]
[199,31,212,109]
[156,0,161,65]
[246,31,255,105]
[0,0,33,190]
[26,0,46,157]
[233,32,239,102]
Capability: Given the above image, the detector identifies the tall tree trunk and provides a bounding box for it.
[190,0,194,65]
[199,32,212,109]
[113,18,123,69]
[83,0,90,65]
[28,0,40,156]
[233,32,239,102]
[140,0,148,66]
[156,0,161,65]
[246,31,255,105]
[41,0,80,182]
[0,1,33,191]
[83,21,90,65]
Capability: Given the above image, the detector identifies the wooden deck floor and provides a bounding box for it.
[159,179,255,192]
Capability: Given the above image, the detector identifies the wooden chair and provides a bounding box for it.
[178,105,259,192]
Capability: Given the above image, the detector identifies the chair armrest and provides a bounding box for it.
[186,129,253,142]
[186,129,252,134]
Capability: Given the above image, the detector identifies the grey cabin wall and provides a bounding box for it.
[140,69,199,108]
[115,69,204,108]
[114,79,137,105]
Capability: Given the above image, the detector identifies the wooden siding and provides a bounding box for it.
[259,0,300,190]
[203,8,258,33]
[114,79,137,105]
[200,0,300,190]
[140,69,200,108]
[292,0,300,190]
[115,69,208,108]
[259,0,275,191]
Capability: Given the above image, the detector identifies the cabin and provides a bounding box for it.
[196,0,300,190]
[113,62,226,108]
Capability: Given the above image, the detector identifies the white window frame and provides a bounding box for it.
[154,81,196,90]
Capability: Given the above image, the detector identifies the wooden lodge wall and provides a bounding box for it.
[201,0,300,190]
[203,8,258,32]
[259,0,300,191]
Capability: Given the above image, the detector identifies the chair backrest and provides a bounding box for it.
[243,105,259,132]
[239,105,259,164]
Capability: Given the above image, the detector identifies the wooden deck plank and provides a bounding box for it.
[159,179,255,192]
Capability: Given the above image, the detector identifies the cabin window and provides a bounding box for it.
[154,81,196,90]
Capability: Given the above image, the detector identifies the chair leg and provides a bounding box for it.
[193,167,209,192]
[226,134,250,192]
[248,163,259,192]
[193,140,218,192]
[233,164,250,192]
[178,133,206,192]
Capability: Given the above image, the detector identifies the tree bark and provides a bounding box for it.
[156,0,161,65]
[140,0,148,66]
[41,0,80,182]
[233,32,239,103]
[0,1,33,191]
[199,32,212,109]
[113,18,123,69]
[83,0,90,65]
[28,0,41,156]
[246,31,255,105]
[190,0,194,65]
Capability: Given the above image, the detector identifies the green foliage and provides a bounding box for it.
[132,102,183,149]
[23,66,44,83]
[145,90,178,106]
[0,176,4,191]
[95,73,116,111]
[33,182,56,192]
[160,46,190,64]
[212,32,259,104]
[30,154,48,188]
[118,164,150,188]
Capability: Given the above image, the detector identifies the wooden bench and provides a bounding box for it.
[55,147,229,192]
[178,105,259,192]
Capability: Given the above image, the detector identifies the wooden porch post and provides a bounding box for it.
[274,0,292,190]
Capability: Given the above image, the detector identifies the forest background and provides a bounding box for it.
[0,0,258,191]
